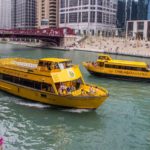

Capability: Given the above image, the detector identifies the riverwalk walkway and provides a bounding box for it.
[73,36,150,58]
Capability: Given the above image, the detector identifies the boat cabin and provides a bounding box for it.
[37,58,84,95]
[38,58,72,71]
[96,54,149,72]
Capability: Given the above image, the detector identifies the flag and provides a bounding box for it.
[0,137,3,149]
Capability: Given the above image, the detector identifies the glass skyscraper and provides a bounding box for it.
[117,0,137,29]
[11,0,36,29]
[147,0,150,19]
[137,0,150,20]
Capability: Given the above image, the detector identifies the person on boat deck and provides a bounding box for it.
[58,83,67,95]
[81,89,87,96]
[64,62,67,68]
[55,64,59,69]
[89,86,95,94]
[67,87,71,94]
[70,84,76,91]
[47,63,51,70]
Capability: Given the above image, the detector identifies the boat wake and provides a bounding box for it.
[62,109,91,113]
[16,101,50,109]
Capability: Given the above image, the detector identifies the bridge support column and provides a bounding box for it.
[61,36,76,47]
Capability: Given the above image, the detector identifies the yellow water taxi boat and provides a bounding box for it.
[0,57,108,109]
[83,54,150,81]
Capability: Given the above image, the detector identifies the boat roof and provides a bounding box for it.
[97,54,148,68]
[98,59,148,68]
[39,58,71,63]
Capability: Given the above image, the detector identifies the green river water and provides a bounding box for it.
[0,43,150,150]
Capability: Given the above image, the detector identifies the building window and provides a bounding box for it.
[137,22,144,30]
[106,14,109,24]
[97,0,103,6]
[66,13,68,23]
[97,12,102,23]
[90,0,95,5]
[90,11,95,22]
[79,0,82,5]
[69,0,78,7]
[83,0,89,5]
[128,22,133,31]
[147,22,150,40]
[69,13,77,23]
[82,12,88,22]
[60,0,65,8]
[78,12,81,23]
[60,14,65,23]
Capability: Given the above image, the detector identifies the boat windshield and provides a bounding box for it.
[98,55,111,61]
[58,61,72,70]
[38,61,72,71]
[55,78,83,95]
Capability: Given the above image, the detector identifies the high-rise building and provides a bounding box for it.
[148,0,150,19]
[137,0,150,20]
[36,0,59,28]
[137,0,148,20]
[0,0,11,29]
[11,0,36,29]
[117,0,137,29]
[117,0,126,29]
[59,0,117,35]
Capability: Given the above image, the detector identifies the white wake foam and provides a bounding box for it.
[62,109,91,113]
[16,101,50,108]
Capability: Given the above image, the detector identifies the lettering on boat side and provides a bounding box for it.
[13,61,38,68]
[114,70,148,76]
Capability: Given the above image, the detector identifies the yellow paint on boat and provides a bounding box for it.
[0,57,108,109]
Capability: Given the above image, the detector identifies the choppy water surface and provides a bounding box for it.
[0,43,150,150]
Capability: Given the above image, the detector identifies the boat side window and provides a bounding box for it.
[0,74,2,79]
[2,74,13,82]
[20,78,34,88]
[34,81,41,90]
[104,64,148,71]
[38,61,44,67]
[47,62,51,70]
[0,73,55,93]
[42,83,55,93]
[136,67,147,71]
[105,64,113,68]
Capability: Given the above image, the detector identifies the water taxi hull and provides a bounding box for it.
[88,69,150,82]
[0,80,107,109]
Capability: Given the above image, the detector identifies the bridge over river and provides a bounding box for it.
[0,27,75,46]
